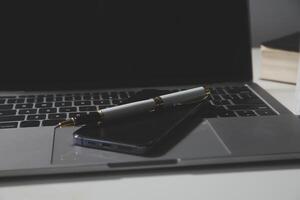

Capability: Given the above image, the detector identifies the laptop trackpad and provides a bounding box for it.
[52,120,230,165]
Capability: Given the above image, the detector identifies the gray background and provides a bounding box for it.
[249,0,300,46]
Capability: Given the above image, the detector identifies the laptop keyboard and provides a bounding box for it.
[207,86,277,118]
[0,86,277,129]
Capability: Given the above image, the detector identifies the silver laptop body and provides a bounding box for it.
[0,0,300,177]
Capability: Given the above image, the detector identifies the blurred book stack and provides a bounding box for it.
[260,32,300,84]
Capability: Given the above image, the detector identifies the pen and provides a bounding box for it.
[57,86,210,127]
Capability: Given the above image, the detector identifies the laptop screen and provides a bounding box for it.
[1,0,252,90]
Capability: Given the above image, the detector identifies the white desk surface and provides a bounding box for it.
[0,49,299,200]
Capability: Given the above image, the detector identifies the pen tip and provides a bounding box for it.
[57,119,75,128]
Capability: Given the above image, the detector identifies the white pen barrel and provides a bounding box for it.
[160,86,206,106]
[100,99,155,122]
[98,86,206,123]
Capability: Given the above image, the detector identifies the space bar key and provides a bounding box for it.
[0,122,18,129]
[0,115,25,122]
[42,119,65,126]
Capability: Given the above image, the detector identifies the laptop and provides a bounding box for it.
[1,0,300,177]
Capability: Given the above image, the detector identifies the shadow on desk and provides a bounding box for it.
[1,159,300,187]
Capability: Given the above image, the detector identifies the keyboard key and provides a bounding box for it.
[227,104,268,110]
[48,113,67,120]
[46,97,54,102]
[8,99,25,104]
[101,92,109,99]
[83,95,91,100]
[213,100,230,105]
[19,95,34,98]
[74,96,82,101]
[0,115,25,122]
[42,119,64,126]
[59,107,77,112]
[221,94,240,100]
[98,105,112,109]
[209,88,218,95]
[69,112,88,118]
[218,111,236,117]
[233,98,263,105]
[207,95,213,101]
[36,97,44,102]
[112,99,123,105]
[237,110,257,117]
[230,94,241,100]
[239,86,250,91]
[92,95,100,100]
[239,94,250,99]
[110,92,118,99]
[20,121,40,127]
[0,122,18,129]
[248,93,259,98]
[27,114,46,120]
[0,96,16,99]
[79,106,97,112]
[93,100,110,105]
[19,109,37,115]
[119,92,128,99]
[15,103,33,109]
[55,97,63,101]
[26,98,35,103]
[240,93,257,100]
[74,101,91,106]
[39,108,57,114]
[215,105,227,112]
[255,109,277,116]
[55,102,72,107]
[46,95,54,98]
[215,87,226,94]
[64,96,73,101]
[0,110,17,116]
[0,104,13,110]
[35,103,53,108]
[0,99,5,104]
[212,95,222,100]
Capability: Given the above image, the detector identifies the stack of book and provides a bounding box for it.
[260,32,300,84]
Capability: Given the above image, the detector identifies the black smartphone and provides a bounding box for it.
[73,102,207,155]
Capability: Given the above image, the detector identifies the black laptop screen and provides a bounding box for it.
[1,0,252,90]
